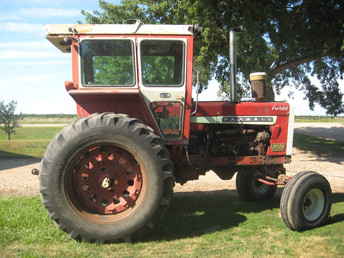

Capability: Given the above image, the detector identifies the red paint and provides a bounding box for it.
[66,31,291,168]
[64,80,76,91]
[69,89,160,133]
[266,115,289,156]
[194,101,290,117]
[189,155,290,166]
[69,34,194,144]
[182,36,194,140]
[270,124,282,139]
[191,101,290,157]
[257,178,276,186]
[70,144,143,215]
[71,40,80,88]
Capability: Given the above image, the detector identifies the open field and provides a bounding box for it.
[21,114,76,125]
[295,116,344,123]
[0,127,62,158]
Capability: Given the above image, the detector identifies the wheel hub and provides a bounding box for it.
[100,176,112,189]
[302,188,325,221]
[68,145,143,215]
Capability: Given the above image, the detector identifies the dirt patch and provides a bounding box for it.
[0,160,39,197]
[1,123,344,197]
[0,147,343,197]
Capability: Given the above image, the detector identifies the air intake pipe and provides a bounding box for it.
[250,72,274,102]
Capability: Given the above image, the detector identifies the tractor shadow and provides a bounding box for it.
[326,193,344,226]
[0,151,40,171]
[144,189,344,242]
[293,132,344,164]
[144,189,280,242]
[295,126,344,143]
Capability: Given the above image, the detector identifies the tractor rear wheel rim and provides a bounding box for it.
[302,188,325,221]
[68,144,143,215]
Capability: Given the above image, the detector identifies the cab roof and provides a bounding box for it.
[46,23,194,53]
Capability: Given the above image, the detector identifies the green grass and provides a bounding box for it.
[295,116,344,123]
[19,114,76,124]
[0,127,62,158]
[0,194,343,257]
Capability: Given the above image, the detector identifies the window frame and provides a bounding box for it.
[139,39,186,87]
[79,38,136,88]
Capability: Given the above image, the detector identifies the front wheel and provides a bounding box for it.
[280,171,332,231]
[40,113,174,242]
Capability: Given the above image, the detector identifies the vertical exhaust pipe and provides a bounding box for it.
[229,29,237,102]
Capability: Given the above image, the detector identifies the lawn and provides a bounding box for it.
[0,127,62,158]
[0,193,343,257]
[21,114,76,125]
[295,116,344,123]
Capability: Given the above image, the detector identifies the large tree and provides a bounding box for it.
[82,0,344,115]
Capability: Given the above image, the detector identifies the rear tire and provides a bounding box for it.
[40,113,174,242]
[236,167,277,201]
[280,171,332,231]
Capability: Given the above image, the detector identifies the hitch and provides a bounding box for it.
[257,174,292,186]
[31,168,40,176]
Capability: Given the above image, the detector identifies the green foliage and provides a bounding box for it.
[0,100,23,141]
[93,55,134,85]
[142,55,176,85]
[82,0,344,115]
[141,40,184,85]
[80,39,135,86]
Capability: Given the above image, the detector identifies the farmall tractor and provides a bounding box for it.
[40,22,332,242]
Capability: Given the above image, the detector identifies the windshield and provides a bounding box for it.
[80,39,135,86]
[140,40,184,87]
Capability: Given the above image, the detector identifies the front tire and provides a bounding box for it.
[40,113,174,242]
[280,171,332,231]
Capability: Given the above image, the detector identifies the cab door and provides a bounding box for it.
[138,38,188,141]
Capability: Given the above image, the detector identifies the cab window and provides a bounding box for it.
[80,39,135,86]
[140,40,184,86]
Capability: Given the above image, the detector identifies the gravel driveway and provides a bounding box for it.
[1,122,343,197]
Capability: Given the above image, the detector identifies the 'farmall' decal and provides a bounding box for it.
[272,105,289,112]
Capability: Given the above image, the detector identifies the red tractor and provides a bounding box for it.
[41,22,332,242]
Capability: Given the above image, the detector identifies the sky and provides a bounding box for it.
[0,0,339,115]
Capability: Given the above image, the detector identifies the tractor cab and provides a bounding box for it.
[46,23,194,142]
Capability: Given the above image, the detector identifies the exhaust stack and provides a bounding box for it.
[229,30,237,102]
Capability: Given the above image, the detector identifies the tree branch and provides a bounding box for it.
[269,57,321,76]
